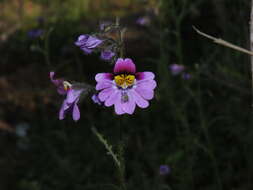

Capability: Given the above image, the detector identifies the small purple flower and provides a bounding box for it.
[136,16,151,26]
[100,50,115,61]
[159,165,170,175]
[59,88,84,121]
[169,64,185,75]
[92,94,102,105]
[75,35,103,54]
[182,73,191,80]
[95,58,157,115]
[27,29,44,38]
[50,71,83,121]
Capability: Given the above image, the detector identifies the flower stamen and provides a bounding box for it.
[114,74,135,89]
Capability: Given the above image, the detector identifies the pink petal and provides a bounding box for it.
[137,79,157,90]
[59,100,68,120]
[135,87,154,100]
[121,91,136,114]
[72,103,80,121]
[96,81,113,90]
[114,94,125,115]
[135,72,155,80]
[98,87,114,102]
[66,89,83,104]
[104,90,120,107]
[132,90,149,108]
[95,73,113,82]
[114,58,136,74]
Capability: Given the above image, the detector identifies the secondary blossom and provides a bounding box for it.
[95,58,156,115]
[50,72,84,121]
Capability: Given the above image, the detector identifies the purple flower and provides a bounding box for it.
[182,73,191,80]
[136,16,151,26]
[159,165,170,175]
[169,64,185,75]
[95,58,157,115]
[100,50,115,61]
[27,29,44,38]
[75,35,103,54]
[59,88,84,121]
[92,94,102,105]
[50,72,83,121]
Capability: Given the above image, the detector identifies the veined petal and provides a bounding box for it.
[135,87,154,100]
[66,89,83,104]
[137,79,157,90]
[121,91,136,114]
[114,93,125,115]
[104,90,120,107]
[114,58,136,74]
[95,73,113,82]
[96,81,113,90]
[98,87,115,102]
[132,90,149,108]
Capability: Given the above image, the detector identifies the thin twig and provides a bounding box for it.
[193,26,253,56]
[250,0,253,105]
[91,127,121,168]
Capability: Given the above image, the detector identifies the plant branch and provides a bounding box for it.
[193,26,253,56]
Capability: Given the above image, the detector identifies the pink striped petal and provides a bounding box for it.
[114,58,136,74]
[96,81,113,90]
[121,91,136,114]
[98,87,114,102]
[132,90,149,108]
[104,90,120,107]
[137,79,157,90]
[135,87,154,100]
[95,73,113,82]
[114,94,125,115]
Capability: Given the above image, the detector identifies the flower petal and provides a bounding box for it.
[104,89,119,107]
[72,103,80,121]
[135,72,155,80]
[132,90,149,108]
[98,87,115,102]
[135,87,154,100]
[121,91,136,114]
[114,58,136,74]
[137,79,157,90]
[96,81,113,90]
[59,100,68,120]
[95,73,113,82]
[114,95,125,115]
[66,89,83,104]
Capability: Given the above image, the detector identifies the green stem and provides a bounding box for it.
[196,73,223,190]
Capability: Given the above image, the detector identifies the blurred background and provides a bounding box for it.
[0,0,252,189]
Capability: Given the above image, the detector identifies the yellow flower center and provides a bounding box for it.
[114,74,135,89]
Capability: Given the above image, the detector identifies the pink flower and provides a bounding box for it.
[50,72,83,121]
[95,58,157,115]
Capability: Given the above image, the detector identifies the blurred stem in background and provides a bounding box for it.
[159,0,224,189]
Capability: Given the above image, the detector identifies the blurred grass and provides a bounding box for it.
[0,0,252,190]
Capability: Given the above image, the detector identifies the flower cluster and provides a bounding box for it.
[50,22,157,121]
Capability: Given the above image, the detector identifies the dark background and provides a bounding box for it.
[0,0,252,189]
